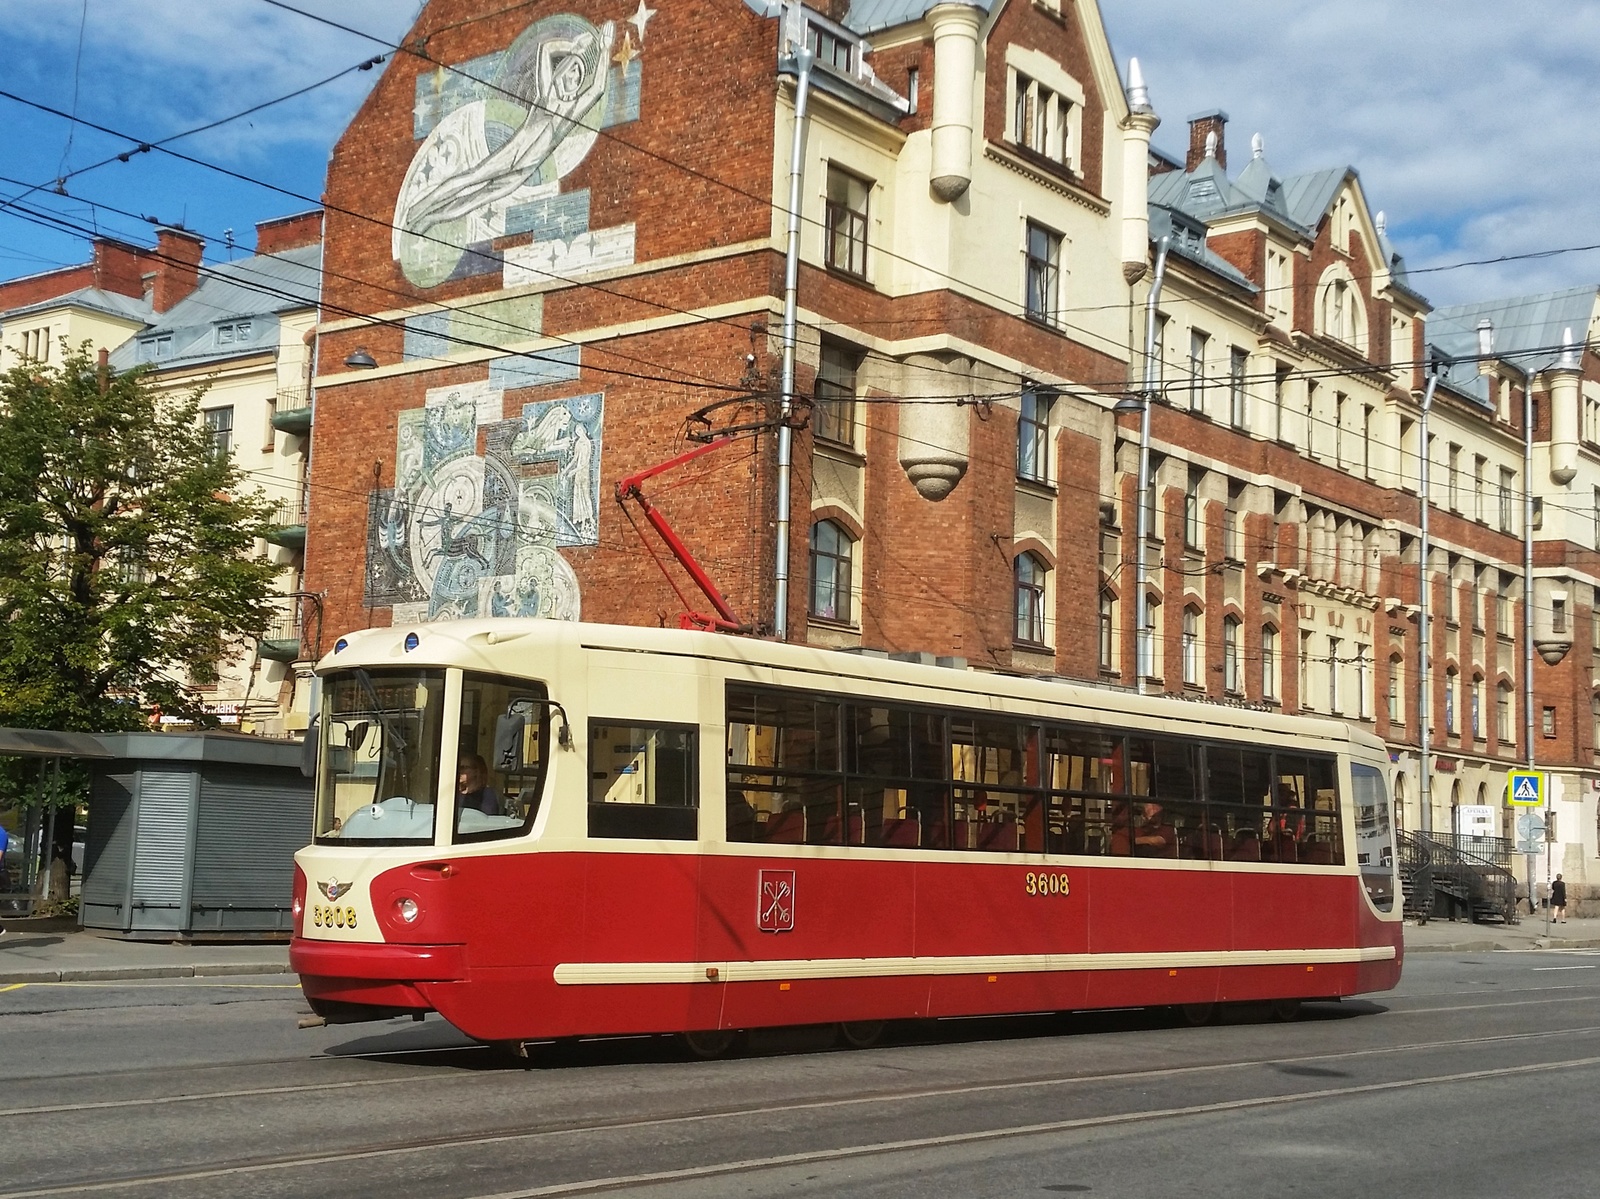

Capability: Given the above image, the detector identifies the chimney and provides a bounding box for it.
[255,209,324,257]
[1186,109,1229,172]
[153,227,204,313]
[91,239,150,299]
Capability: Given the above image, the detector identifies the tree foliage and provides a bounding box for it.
[0,346,283,732]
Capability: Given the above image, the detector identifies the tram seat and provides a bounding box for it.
[1228,830,1261,861]
[882,816,920,847]
[817,812,866,845]
[1301,840,1333,865]
[977,816,1019,852]
[1022,798,1046,852]
[765,809,806,844]
[1188,825,1225,860]
[952,820,974,850]
[1270,834,1298,864]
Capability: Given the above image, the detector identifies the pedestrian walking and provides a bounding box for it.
[1551,874,1568,922]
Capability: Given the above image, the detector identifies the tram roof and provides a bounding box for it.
[320,620,1377,753]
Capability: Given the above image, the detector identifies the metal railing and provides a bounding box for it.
[266,494,306,528]
[1398,830,1519,925]
[276,384,311,414]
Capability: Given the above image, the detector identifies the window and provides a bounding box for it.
[1024,222,1061,326]
[1304,379,1319,457]
[1388,656,1403,725]
[1499,468,1514,532]
[1014,552,1049,645]
[814,340,861,446]
[1554,596,1568,636]
[1273,365,1289,442]
[137,335,172,363]
[1300,630,1314,709]
[1593,487,1600,550]
[1334,393,1347,465]
[1447,443,1461,511]
[451,673,552,843]
[1010,71,1068,161]
[1350,764,1395,911]
[1181,607,1201,687]
[1356,645,1371,719]
[1223,480,1242,561]
[1497,573,1515,637]
[825,166,870,278]
[1542,706,1557,738]
[1098,590,1116,672]
[204,406,234,460]
[1141,596,1161,680]
[1261,626,1278,700]
[1471,676,1483,740]
[215,320,253,346]
[1328,635,1343,713]
[1363,406,1374,476]
[1188,330,1209,413]
[1474,456,1487,522]
[588,722,697,841]
[1497,683,1512,744]
[809,520,854,624]
[805,21,853,70]
[1017,386,1055,482]
[1445,553,1460,624]
[1184,466,1204,549]
[1265,247,1291,322]
[905,67,919,112]
[1445,669,1458,734]
[1223,616,1240,693]
[1229,348,1248,427]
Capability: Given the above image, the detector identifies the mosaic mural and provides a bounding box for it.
[392,4,652,290]
[365,382,605,624]
[371,4,655,623]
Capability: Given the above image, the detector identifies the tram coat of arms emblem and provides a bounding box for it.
[757,870,795,933]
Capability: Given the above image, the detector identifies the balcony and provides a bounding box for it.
[259,611,302,663]
[272,386,312,437]
[264,495,306,551]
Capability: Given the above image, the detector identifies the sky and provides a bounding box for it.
[0,0,1595,309]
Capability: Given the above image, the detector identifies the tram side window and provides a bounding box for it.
[726,690,845,845]
[950,717,1043,853]
[589,722,697,841]
[1268,753,1342,865]
[1045,726,1123,855]
[1350,764,1395,909]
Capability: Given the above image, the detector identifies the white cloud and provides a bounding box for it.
[1101,0,1600,304]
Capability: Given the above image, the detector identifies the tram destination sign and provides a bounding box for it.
[1507,770,1544,807]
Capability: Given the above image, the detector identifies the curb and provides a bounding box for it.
[0,963,294,985]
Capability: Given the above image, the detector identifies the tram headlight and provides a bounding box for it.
[396,897,421,924]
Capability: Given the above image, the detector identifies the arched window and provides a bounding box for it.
[1445,667,1459,734]
[1591,693,1600,760]
[1014,552,1049,645]
[1388,653,1405,726]
[1471,675,1484,740]
[1142,595,1162,680]
[1181,606,1202,686]
[1317,267,1365,351]
[808,520,855,623]
[1223,615,1241,693]
[1498,682,1514,744]
[1394,774,1407,832]
[1098,589,1117,672]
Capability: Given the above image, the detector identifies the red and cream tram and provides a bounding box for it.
[290,619,1401,1047]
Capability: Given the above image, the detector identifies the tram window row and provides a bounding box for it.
[725,687,1343,863]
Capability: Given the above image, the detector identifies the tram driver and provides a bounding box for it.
[456,752,500,815]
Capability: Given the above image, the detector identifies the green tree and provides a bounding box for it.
[0,346,283,732]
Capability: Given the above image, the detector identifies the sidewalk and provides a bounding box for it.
[1403,911,1600,953]
[0,919,291,985]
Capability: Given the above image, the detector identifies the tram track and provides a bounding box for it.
[3,1022,1599,1197]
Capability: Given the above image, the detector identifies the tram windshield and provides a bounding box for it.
[315,669,447,844]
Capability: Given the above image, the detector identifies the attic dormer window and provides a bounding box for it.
[215,320,253,347]
[805,22,854,72]
[137,335,172,363]
[1010,71,1071,164]
[1316,267,1365,352]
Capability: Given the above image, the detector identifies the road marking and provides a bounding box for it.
[5,1037,1599,1193]
[0,981,300,991]
[0,984,25,994]
[1532,966,1599,972]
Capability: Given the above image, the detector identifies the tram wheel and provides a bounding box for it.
[678,1029,744,1060]
[1270,999,1302,1022]
[836,1020,886,1050]
[1178,1003,1217,1026]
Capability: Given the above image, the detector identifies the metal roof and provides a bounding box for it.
[107,243,319,373]
[841,0,993,34]
[0,286,152,326]
[0,728,114,759]
[1429,286,1597,403]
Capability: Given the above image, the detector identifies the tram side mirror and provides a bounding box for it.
[300,715,320,779]
[493,711,527,774]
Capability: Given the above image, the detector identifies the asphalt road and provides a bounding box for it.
[2,952,1597,1198]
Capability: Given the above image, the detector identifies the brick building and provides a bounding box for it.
[302,0,1597,898]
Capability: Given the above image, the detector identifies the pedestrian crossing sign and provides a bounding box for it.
[1508,770,1544,806]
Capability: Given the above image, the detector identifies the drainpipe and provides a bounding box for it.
[1126,236,1170,694]
[774,45,815,641]
[1416,368,1440,835]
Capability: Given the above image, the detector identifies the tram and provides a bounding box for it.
[290,619,1402,1048]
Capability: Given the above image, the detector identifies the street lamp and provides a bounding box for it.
[344,347,378,370]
